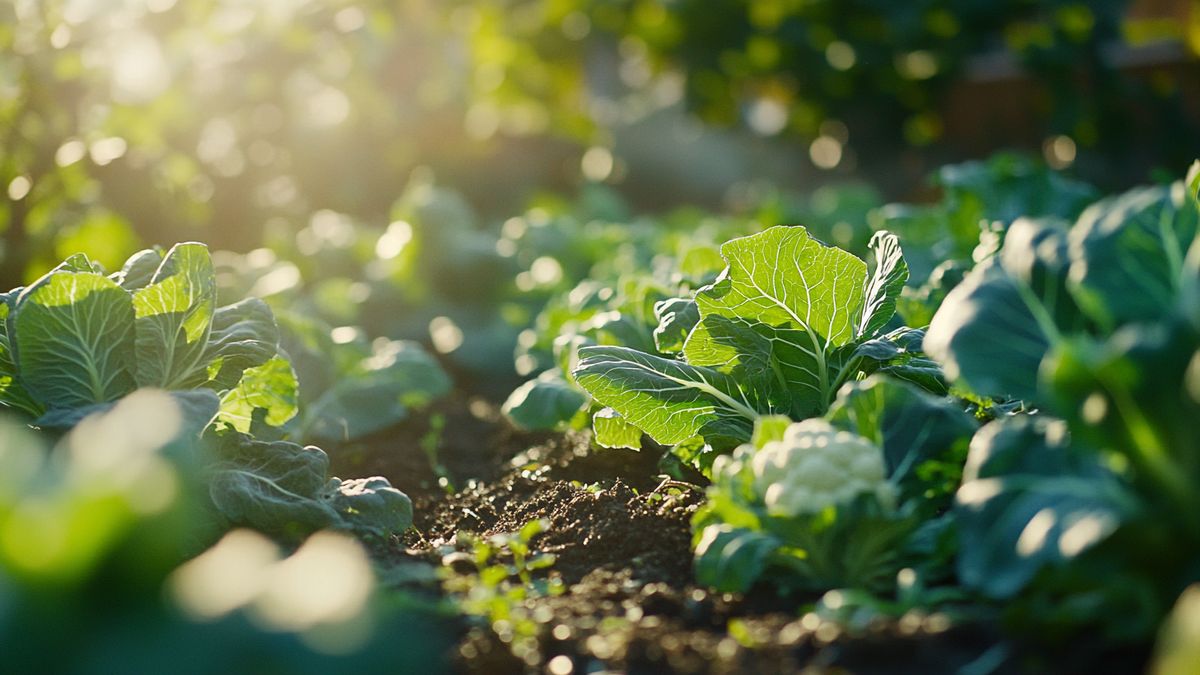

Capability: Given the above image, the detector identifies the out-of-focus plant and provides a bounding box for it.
[275,314,452,445]
[924,161,1200,645]
[0,392,448,673]
[0,0,580,288]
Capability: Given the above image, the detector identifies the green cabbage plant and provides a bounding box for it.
[0,243,296,431]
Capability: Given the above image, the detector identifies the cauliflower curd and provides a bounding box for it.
[716,419,894,515]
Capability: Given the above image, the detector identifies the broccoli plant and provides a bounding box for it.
[0,243,296,432]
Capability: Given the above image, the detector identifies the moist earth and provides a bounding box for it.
[326,395,1149,675]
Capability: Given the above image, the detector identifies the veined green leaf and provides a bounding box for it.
[575,345,757,445]
[684,226,868,416]
[697,226,868,347]
[203,298,280,390]
[217,356,298,433]
[683,315,797,414]
[14,272,136,410]
[859,231,909,338]
[592,407,643,449]
[132,243,217,389]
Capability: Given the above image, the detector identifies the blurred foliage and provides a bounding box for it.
[469,0,1200,169]
[0,0,581,288]
[561,0,1137,137]
[0,392,450,673]
[3,0,1198,292]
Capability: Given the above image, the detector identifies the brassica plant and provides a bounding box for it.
[275,311,451,443]
[694,375,976,595]
[572,226,942,463]
[925,161,1200,640]
[693,418,916,593]
[0,243,296,431]
[206,432,413,540]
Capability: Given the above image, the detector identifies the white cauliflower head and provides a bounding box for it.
[745,419,893,516]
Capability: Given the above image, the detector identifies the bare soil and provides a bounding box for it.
[325,395,1149,675]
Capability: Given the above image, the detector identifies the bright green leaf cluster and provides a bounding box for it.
[574,226,936,456]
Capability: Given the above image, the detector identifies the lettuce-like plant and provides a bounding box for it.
[0,243,295,431]
[572,226,938,458]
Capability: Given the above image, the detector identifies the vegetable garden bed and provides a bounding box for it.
[336,396,1148,674]
[3,154,1199,674]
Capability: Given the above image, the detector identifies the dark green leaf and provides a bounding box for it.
[207,434,413,540]
[693,524,780,593]
[955,417,1136,598]
[500,368,586,432]
[328,476,414,537]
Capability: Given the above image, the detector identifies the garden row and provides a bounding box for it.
[1,154,1197,673]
